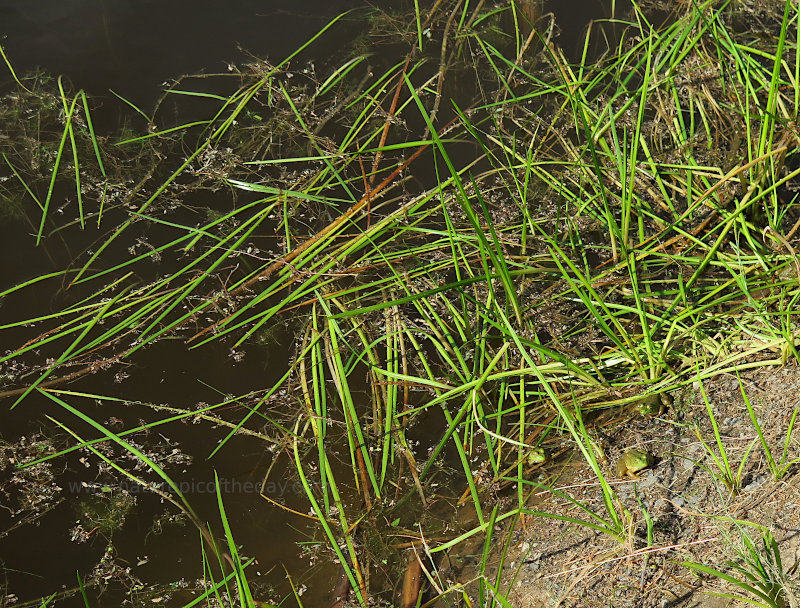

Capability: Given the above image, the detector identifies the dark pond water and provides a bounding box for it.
[0,1,400,104]
[0,1,615,606]
[0,0,613,103]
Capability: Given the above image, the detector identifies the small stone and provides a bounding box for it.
[654,498,673,513]
[743,475,766,492]
[638,471,657,489]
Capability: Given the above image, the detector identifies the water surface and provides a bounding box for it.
[0,1,616,606]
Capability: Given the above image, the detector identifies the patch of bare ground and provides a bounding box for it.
[452,365,800,608]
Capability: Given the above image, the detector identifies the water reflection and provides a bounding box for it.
[0,1,620,606]
[0,0,405,105]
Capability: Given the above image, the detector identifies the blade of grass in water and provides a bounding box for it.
[57,77,85,229]
[0,41,30,92]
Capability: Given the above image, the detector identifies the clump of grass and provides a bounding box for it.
[684,529,797,608]
[689,378,757,496]
[737,370,800,481]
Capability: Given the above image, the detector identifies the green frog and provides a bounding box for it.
[526,447,547,465]
[615,448,653,478]
[635,392,672,417]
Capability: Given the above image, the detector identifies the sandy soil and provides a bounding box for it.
[448,365,800,608]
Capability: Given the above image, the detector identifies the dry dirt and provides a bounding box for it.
[448,365,800,608]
